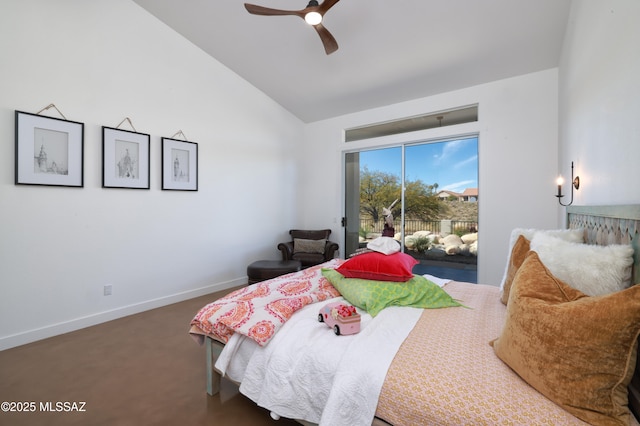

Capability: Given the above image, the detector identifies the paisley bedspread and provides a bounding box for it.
[190,259,343,346]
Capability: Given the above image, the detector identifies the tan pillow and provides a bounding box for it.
[491,251,640,426]
[500,235,530,305]
[293,238,326,254]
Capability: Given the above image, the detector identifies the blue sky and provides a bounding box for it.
[360,137,478,194]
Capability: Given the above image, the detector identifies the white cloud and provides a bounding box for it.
[454,155,478,169]
[440,179,475,192]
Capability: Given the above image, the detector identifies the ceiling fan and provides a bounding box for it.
[244,0,341,55]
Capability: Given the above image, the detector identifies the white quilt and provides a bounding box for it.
[215,296,423,425]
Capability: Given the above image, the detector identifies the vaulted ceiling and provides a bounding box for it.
[133,0,572,123]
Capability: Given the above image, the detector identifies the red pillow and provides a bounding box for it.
[336,252,417,282]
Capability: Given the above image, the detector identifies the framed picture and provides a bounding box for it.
[15,110,84,187]
[161,137,198,191]
[102,127,150,189]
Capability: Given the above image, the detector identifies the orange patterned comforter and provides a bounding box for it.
[190,260,342,346]
[376,281,591,425]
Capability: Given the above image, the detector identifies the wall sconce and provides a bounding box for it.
[556,161,580,206]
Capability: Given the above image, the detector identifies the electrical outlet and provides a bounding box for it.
[104,284,112,296]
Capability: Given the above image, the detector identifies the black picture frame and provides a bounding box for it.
[161,137,198,191]
[102,127,151,189]
[15,110,84,187]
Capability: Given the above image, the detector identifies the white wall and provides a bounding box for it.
[301,69,561,285]
[558,0,640,207]
[0,0,304,350]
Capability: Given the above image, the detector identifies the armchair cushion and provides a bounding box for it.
[293,238,326,255]
[292,251,326,266]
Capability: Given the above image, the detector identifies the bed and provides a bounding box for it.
[190,204,640,426]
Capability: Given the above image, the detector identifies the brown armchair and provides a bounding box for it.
[277,229,339,268]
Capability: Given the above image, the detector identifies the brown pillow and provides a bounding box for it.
[491,251,640,426]
[293,238,326,254]
[500,234,530,304]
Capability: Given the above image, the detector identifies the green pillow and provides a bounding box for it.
[321,268,464,316]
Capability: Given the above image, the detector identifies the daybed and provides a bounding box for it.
[190,205,640,426]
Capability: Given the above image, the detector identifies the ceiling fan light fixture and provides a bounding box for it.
[304,11,322,25]
[244,0,340,54]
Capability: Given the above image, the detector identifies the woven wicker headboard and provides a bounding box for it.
[566,205,640,420]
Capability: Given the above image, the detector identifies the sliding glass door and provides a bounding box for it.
[344,137,478,281]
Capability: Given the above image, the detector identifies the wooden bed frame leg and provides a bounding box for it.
[205,336,223,396]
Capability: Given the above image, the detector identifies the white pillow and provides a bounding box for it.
[530,233,634,296]
[367,236,400,255]
[499,228,584,290]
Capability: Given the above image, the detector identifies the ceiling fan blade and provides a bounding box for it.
[313,23,338,55]
[244,3,303,18]
[317,0,340,15]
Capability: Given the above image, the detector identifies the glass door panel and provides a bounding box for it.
[403,137,478,281]
[344,147,402,257]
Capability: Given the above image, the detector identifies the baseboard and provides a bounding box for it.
[0,277,245,351]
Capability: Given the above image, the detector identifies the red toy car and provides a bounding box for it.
[318,302,361,335]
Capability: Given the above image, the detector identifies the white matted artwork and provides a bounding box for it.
[161,137,198,191]
[15,110,84,187]
[102,127,150,189]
